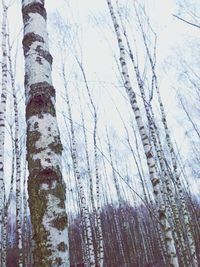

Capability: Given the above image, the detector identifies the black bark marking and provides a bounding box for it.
[45,158,51,163]
[22,2,46,22]
[146,150,153,159]
[26,94,55,118]
[51,214,68,231]
[55,258,62,265]
[35,45,53,65]
[57,242,67,252]
[36,56,42,65]
[48,137,63,154]
[34,122,39,129]
[152,178,159,187]
[27,129,41,158]
[159,211,166,221]
[23,33,44,55]
[26,82,56,118]
[28,82,55,97]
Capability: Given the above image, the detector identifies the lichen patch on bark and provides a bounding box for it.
[28,171,68,266]
[35,45,53,65]
[27,113,63,183]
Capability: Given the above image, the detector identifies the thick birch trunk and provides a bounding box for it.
[21,1,69,266]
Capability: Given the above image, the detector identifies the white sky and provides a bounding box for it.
[0,0,199,200]
[47,0,200,197]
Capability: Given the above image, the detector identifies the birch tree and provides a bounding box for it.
[0,1,7,264]
[62,65,95,266]
[21,0,69,266]
[76,59,104,266]
[6,28,23,267]
[135,9,198,265]
[106,1,179,266]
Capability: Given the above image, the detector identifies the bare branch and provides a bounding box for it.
[173,14,200,29]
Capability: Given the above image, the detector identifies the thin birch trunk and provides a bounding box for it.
[106,132,128,267]
[77,96,98,264]
[119,15,188,263]
[1,195,6,267]
[62,64,95,266]
[77,60,104,267]
[0,1,7,264]
[136,12,198,265]
[106,1,179,266]
[22,165,29,267]
[7,29,23,267]
[78,96,95,213]
[4,124,15,260]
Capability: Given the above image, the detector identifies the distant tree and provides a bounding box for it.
[0,0,8,265]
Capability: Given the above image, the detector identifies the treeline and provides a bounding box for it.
[6,198,200,267]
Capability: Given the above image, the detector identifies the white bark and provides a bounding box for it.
[0,1,7,264]
[78,61,104,267]
[106,1,179,266]
[156,85,197,266]
[137,15,198,265]
[7,30,23,267]
[22,1,69,266]
[120,13,189,264]
[62,64,95,267]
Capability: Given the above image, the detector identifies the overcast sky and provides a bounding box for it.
[1,0,199,198]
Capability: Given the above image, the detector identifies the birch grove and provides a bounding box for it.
[106,0,178,265]
[0,0,199,266]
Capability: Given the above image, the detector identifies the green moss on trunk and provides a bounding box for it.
[28,171,67,266]
[28,175,52,267]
